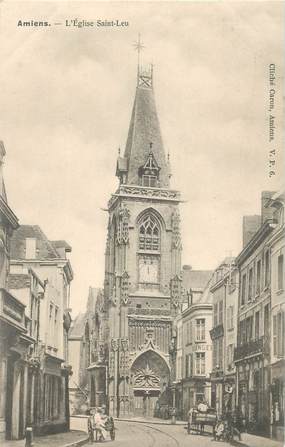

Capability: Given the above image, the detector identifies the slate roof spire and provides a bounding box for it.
[116,61,170,188]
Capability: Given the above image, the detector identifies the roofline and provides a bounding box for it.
[182,302,213,317]
[236,219,276,265]
[210,267,238,293]
[0,196,19,229]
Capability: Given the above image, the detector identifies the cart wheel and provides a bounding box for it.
[110,429,115,441]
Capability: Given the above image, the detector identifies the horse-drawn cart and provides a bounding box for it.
[188,409,217,435]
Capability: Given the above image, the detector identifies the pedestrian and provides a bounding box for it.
[187,407,194,434]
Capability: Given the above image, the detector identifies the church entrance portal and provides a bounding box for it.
[133,389,160,417]
[130,350,170,418]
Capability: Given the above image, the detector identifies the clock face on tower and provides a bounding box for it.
[139,256,159,284]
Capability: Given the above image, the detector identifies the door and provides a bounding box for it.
[134,390,160,418]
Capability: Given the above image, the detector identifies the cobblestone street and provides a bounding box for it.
[91,420,283,447]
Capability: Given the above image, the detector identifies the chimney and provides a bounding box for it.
[261,191,276,224]
[242,215,261,247]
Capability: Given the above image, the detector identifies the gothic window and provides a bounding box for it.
[139,214,160,251]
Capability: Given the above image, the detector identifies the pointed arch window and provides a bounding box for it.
[139,214,160,251]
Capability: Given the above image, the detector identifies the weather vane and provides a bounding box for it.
[133,33,145,67]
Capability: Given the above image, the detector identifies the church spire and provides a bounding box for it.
[116,43,170,188]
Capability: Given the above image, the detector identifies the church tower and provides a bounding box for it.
[104,61,183,418]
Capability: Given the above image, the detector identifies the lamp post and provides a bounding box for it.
[171,381,178,424]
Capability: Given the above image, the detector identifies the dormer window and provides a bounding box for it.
[142,174,157,187]
[139,148,160,188]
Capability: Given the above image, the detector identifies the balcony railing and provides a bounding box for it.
[234,336,264,361]
[210,324,224,340]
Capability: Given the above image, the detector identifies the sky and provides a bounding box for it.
[0,1,283,316]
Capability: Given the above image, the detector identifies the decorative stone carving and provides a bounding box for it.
[111,338,119,352]
[109,353,115,378]
[134,364,160,388]
[121,272,129,305]
[121,338,129,352]
[108,186,180,208]
[171,210,182,249]
[116,205,130,245]
[119,185,180,200]
[170,274,182,312]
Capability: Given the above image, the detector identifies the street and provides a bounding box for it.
[110,421,229,447]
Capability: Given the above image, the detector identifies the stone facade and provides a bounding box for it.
[100,65,183,418]
[180,280,213,419]
[9,227,73,436]
[68,287,107,415]
[267,191,285,442]
[234,192,276,435]
[0,141,29,441]
[209,258,238,417]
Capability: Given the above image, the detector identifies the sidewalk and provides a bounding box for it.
[235,432,284,447]
[0,430,89,447]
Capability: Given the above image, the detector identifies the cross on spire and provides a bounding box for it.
[133,33,144,68]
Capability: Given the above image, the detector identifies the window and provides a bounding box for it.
[218,338,223,368]
[246,316,253,342]
[195,353,205,375]
[256,260,261,295]
[212,339,217,369]
[177,326,182,349]
[142,175,157,187]
[265,251,270,287]
[44,375,61,421]
[248,268,253,301]
[264,304,270,337]
[227,306,234,330]
[273,312,285,357]
[139,214,160,251]
[273,314,277,356]
[186,321,193,344]
[196,319,205,341]
[278,254,284,291]
[218,300,223,324]
[25,237,36,259]
[214,303,218,326]
[240,319,247,345]
[227,344,234,369]
[255,311,260,339]
[241,274,246,305]
[177,356,182,380]
[186,354,193,377]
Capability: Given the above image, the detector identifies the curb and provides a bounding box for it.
[59,433,89,447]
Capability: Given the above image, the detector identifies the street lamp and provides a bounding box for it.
[171,381,178,424]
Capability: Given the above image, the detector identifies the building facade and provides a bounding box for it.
[68,287,106,415]
[9,226,73,435]
[181,279,213,419]
[235,192,276,435]
[98,64,184,418]
[210,258,238,417]
[267,191,285,441]
[0,142,31,441]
